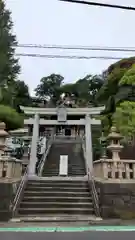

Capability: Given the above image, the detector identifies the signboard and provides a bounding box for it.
[57,107,67,122]
[59,155,68,176]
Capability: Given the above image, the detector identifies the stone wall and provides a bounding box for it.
[0,180,20,221]
[96,181,135,219]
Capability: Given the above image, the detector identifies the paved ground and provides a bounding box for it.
[1,231,135,240]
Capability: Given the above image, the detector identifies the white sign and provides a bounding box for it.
[57,107,67,122]
[59,155,68,176]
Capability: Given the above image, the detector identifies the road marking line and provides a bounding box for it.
[0,226,135,232]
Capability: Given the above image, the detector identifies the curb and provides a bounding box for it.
[1,226,135,232]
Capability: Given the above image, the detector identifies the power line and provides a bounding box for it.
[15,43,135,53]
[59,0,135,11]
[15,53,124,60]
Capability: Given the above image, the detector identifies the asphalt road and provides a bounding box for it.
[1,232,135,240]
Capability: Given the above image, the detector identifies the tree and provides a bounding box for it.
[96,57,135,129]
[35,73,103,107]
[0,105,23,130]
[99,64,135,137]
[35,74,64,104]
[113,101,135,138]
[12,80,32,108]
[96,57,135,103]
[111,65,135,138]
[115,64,135,104]
[59,74,103,107]
[0,1,20,90]
[0,80,32,111]
[75,75,103,106]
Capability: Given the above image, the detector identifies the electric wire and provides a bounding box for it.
[14,43,135,53]
[59,0,135,11]
[15,53,127,60]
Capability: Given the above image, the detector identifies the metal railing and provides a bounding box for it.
[37,144,52,176]
[12,135,54,216]
[87,167,100,217]
[12,166,28,217]
[37,135,55,176]
[82,142,100,217]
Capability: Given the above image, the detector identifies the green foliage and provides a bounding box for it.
[97,58,135,104]
[97,68,127,102]
[0,2,27,129]
[0,105,23,130]
[96,58,135,133]
[112,101,135,137]
[35,73,103,107]
[107,57,135,74]
[119,64,135,86]
[0,1,20,85]
[75,75,103,106]
[12,80,32,108]
[35,74,64,103]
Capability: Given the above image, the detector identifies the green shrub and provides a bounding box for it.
[0,105,24,130]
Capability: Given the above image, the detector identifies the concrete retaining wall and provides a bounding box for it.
[96,181,135,219]
[0,180,20,221]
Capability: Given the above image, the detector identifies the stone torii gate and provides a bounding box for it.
[20,106,105,176]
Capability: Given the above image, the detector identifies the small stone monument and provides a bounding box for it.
[107,126,123,161]
[0,122,9,177]
[0,122,8,156]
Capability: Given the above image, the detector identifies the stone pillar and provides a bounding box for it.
[85,114,93,172]
[28,113,39,176]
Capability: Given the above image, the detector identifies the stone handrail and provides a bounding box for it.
[82,142,100,217]
[94,159,135,180]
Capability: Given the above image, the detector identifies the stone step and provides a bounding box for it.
[18,207,94,215]
[23,196,92,202]
[25,186,89,192]
[43,167,85,169]
[44,169,85,172]
[42,142,86,177]
[43,171,85,173]
[68,169,85,171]
[43,174,85,177]
[20,202,93,208]
[11,214,101,223]
[27,181,88,187]
[43,172,85,175]
[24,191,90,197]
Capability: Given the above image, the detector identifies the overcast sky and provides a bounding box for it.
[5,0,135,95]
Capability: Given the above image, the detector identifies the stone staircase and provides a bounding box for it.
[42,142,86,177]
[16,179,97,221]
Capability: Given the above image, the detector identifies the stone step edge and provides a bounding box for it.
[23,196,92,199]
[10,216,102,223]
[20,202,93,205]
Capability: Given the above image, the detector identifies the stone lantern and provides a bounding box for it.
[107,126,123,161]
